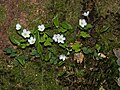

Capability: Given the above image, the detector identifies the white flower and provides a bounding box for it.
[16,23,21,30]
[52,34,60,42]
[98,53,107,58]
[57,34,66,43]
[82,11,89,16]
[59,54,67,61]
[52,34,66,43]
[79,19,87,28]
[38,24,45,31]
[21,29,31,38]
[28,37,36,44]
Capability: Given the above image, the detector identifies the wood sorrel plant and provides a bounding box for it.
[7,14,93,66]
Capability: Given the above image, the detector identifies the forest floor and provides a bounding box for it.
[0,0,120,90]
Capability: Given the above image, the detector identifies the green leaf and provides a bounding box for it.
[80,31,90,38]
[35,31,43,59]
[49,56,57,64]
[61,21,73,30]
[95,44,101,52]
[48,47,57,55]
[53,15,59,28]
[72,42,81,52]
[9,36,20,45]
[58,61,64,66]
[15,56,26,66]
[44,24,51,29]
[4,48,17,57]
[82,47,88,54]
[53,60,58,65]
[40,36,46,43]
[20,44,28,49]
[75,69,85,77]
[99,86,105,90]
[36,42,43,55]
[93,50,98,57]
[58,71,66,77]
[4,48,17,54]
[20,39,26,43]
[50,59,54,64]
[82,47,92,54]
[82,24,93,30]
[31,50,40,57]
[4,48,12,54]
[43,33,48,38]
[47,37,53,42]
[101,26,109,33]
[45,52,52,61]
[59,43,68,48]
[13,59,19,66]
[59,27,67,33]
[10,53,17,57]
[40,33,50,43]
[85,24,93,29]
[44,38,53,46]
[44,41,52,46]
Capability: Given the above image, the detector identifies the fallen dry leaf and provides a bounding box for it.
[117,77,120,87]
[113,48,120,59]
[118,67,120,72]
[74,52,84,64]
[113,48,120,66]
[116,59,120,66]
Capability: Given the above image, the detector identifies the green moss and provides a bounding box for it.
[0,4,6,25]
[95,0,120,17]
[0,59,62,90]
[95,14,120,52]
[45,0,82,25]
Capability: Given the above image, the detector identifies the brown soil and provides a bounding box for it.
[0,0,47,58]
[0,0,19,58]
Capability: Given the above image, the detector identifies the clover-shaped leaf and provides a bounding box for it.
[82,47,92,54]
[47,37,53,42]
[4,48,16,54]
[44,38,53,46]
[80,31,90,38]
[4,48,17,57]
[61,21,73,30]
[44,41,52,46]
[72,42,81,52]
[40,36,46,43]
[59,27,67,33]
[99,86,105,90]
[95,44,101,52]
[85,24,93,29]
